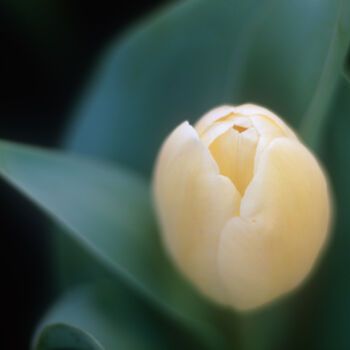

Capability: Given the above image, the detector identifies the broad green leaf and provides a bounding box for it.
[34,323,104,350]
[0,140,223,349]
[298,1,350,147]
[53,227,112,289]
[64,0,350,177]
[288,78,350,350]
[33,281,208,350]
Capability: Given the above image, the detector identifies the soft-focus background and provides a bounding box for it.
[1,1,161,348]
[2,1,350,349]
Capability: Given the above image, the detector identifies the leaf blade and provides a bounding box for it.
[33,281,210,350]
[64,0,350,175]
[34,323,105,350]
[0,140,223,349]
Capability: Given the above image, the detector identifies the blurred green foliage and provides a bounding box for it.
[34,281,207,350]
[1,0,350,349]
[35,324,104,350]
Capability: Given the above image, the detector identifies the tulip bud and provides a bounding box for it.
[153,104,330,310]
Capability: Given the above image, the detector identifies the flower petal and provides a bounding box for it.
[195,105,236,135]
[235,104,297,139]
[209,127,258,196]
[218,138,330,309]
[154,121,240,303]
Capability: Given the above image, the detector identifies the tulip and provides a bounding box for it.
[153,104,330,310]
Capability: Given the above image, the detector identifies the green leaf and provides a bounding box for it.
[33,281,208,350]
[298,0,350,147]
[34,323,105,350]
[64,0,350,176]
[316,82,350,349]
[53,226,112,289]
[288,78,350,350]
[0,140,223,349]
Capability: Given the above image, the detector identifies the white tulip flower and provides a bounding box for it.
[153,104,330,310]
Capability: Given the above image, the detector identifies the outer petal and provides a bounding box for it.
[154,122,240,303]
[195,105,236,135]
[218,138,330,310]
[195,103,297,140]
[235,104,297,140]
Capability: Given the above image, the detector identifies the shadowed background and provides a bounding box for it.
[1,1,162,348]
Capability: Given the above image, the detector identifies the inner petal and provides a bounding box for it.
[209,126,258,196]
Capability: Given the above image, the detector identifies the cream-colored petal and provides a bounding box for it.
[200,120,235,147]
[154,121,240,303]
[249,115,286,170]
[250,115,286,140]
[199,117,254,148]
[234,104,297,140]
[231,116,253,129]
[218,138,330,310]
[209,127,258,196]
[195,105,236,135]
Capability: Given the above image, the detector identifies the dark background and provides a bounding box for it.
[1,1,163,348]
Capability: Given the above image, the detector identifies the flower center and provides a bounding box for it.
[197,113,286,196]
[209,121,258,196]
[233,124,248,133]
